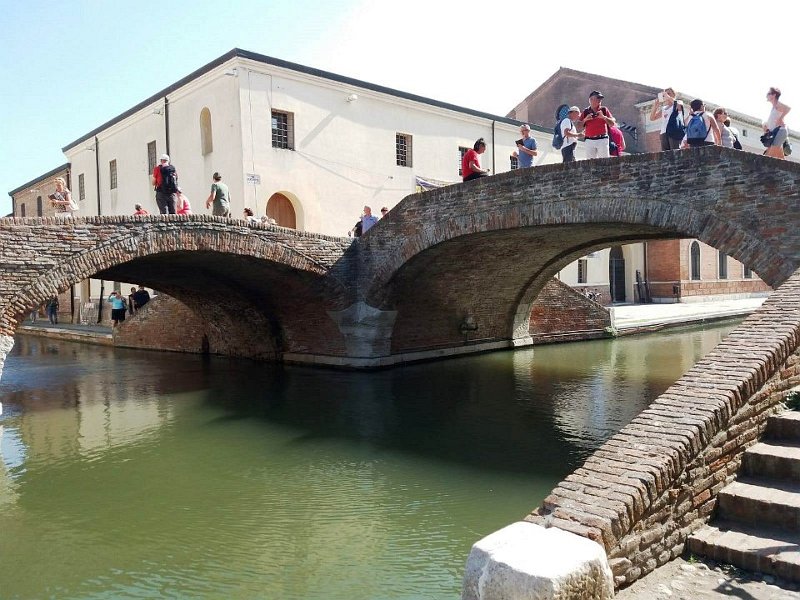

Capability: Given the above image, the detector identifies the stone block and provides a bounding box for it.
[462,522,614,600]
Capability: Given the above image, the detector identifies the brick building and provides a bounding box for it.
[508,67,785,303]
[8,163,71,219]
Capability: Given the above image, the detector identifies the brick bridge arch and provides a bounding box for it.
[359,148,799,353]
[0,215,354,363]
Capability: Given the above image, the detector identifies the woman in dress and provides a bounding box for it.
[50,177,77,218]
[764,87,791,159]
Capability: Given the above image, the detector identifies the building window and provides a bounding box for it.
[458,146,469,177]
[510,156,519,170]
[744,265,753,279]
[741,129,748,137]
[396,133,412,167]
[78,173,85,201]
[690,241,701,280]
[147,141,157,173]
[718,250,728,279]
[271,110,294,149]
[109,160,118,189]
[577,259,588,284]
[200,108,213,155]
[37,196,43,216]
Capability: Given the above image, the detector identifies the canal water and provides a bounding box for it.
[0,322,739,599]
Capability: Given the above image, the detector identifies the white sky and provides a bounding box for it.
[2,0,797,215]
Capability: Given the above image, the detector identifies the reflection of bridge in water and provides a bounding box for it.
[1,147,799,596]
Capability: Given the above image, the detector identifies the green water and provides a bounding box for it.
[0,322,739,599]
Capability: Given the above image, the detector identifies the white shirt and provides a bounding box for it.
[560,118,577,148]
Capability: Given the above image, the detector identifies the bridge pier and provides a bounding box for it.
[0,335,13,384]
[326,301,398,359]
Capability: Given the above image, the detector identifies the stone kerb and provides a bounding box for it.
[362,148,800,312]
[0,216,353,336]
[523,267,800,589]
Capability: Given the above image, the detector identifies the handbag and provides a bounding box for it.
[760,127,780,147]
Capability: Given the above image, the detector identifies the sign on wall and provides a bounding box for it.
[246,173,261,185]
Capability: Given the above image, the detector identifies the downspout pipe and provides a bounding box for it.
[164,96,170,155]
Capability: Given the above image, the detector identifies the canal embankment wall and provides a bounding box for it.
[523,268,800,590]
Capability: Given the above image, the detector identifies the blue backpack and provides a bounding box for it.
[552,118,566,149]
[686,112,708,142]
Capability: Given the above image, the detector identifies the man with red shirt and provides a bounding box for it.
[151,153,178,214]
[580,90,616,159]
[462,138,490,182]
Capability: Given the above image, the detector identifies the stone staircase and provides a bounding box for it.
[689,411,800,580]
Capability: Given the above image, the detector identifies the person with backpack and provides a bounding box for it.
[682,99,720,148]
[151,154,179,214]
[649,87,685,151]
[764,87,791,159]
[557,106,582,163]
[580,91,616,159]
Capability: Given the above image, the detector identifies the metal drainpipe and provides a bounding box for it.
[164,97,170,155]
[491,120,496,173]
[94,135,104,323]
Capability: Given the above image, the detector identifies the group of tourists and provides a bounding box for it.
[144,155,232,217]
[349,205,388,237]
[462,86,791,178]
[107,285,151,327]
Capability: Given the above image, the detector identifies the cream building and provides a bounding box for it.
[49,49,591,311]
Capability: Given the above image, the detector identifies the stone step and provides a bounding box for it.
[717,478,800,532]
[688,521,800,581]
[767,411,800,442]
[742,441,800,481]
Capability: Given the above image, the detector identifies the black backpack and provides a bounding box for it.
[665,102,686,141]
[159,164,179,194]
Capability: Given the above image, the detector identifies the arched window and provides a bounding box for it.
[37,195,43,216]
[200,107,213,155]
[718,250,728,279]
[690,241,701,280]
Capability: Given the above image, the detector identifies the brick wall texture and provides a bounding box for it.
[361,147,800,353]
[529,278,612,342]
[526,267,800,589]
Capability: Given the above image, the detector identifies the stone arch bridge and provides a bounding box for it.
[0,147,798,376]
[2,147,800,597]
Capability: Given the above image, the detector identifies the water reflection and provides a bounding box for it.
[0,322,739,599]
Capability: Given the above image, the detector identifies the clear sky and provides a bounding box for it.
[3,0,797,216]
